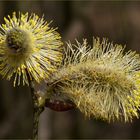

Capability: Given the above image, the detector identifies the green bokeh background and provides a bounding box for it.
[0,0,140,139]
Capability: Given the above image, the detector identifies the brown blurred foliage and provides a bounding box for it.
[0,0,140,139]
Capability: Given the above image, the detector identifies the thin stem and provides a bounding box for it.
[28,79,44,140]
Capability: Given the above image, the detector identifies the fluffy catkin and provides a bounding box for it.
[0,12,63,86]
[45,38,140,122]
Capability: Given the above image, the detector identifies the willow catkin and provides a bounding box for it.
[0,12,63,86]
[45,37,140,122]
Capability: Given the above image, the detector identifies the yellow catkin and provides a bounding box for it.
[44,38,140,122]
[0,12,63,86]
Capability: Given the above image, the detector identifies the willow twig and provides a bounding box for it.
[28,79,44,140]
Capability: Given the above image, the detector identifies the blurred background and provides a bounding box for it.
[0,0,140,139]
